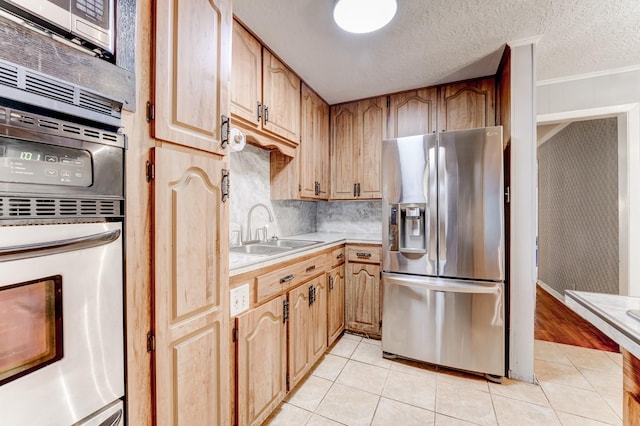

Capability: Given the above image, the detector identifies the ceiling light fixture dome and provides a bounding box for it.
[333,0,397,34]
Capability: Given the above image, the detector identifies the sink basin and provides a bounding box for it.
[230,244,291,255]
[260,239,321,249]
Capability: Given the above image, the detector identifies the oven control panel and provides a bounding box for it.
[0,138,92,187]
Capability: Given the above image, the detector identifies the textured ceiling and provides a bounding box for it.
[233,0,640,105]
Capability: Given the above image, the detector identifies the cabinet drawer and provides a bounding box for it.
[255,253,327,304]
[330,246,346,268]
[347,245,381,264]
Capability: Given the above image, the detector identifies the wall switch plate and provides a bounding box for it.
[230,283,250,317]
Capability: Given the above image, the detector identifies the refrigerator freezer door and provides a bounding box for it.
[382,134,438,275]
[381,272,505,376]
[438,127,504,281]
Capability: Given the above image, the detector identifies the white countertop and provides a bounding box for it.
[230,232,381,276]
[565,290,640,359]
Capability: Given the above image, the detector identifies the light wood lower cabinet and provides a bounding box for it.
[288,276,327,390]
[327,264,345,346]
[152,146,230,426]
[345,245,382,338]
[236,296,287,426]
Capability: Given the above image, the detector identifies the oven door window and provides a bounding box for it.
[0,275,63,386]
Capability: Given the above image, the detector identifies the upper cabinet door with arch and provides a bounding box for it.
[153,0,231,155]
[230,22,262,129]
[262,49,301,143]
[437,77,496,132]
[387,87,438,138]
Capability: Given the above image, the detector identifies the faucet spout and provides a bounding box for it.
[246,203,275,243]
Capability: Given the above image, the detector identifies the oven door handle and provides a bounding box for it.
[0,229,121,262]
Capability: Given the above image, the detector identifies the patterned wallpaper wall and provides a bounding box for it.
[538,117,618,295]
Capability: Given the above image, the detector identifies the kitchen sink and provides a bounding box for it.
[229,244,292,255]
[229,239,322,256]
[260,239,321,248]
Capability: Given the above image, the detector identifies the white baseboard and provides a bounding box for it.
[536,280,565,303]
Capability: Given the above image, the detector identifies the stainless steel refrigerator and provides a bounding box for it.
[381,126,505,377]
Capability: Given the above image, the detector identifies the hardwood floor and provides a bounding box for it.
[535,284,620,352]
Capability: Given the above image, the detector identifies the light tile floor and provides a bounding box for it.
[265,334,624,425]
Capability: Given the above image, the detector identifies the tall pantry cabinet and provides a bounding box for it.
[140,0,233,424]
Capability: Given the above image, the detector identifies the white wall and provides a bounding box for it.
[508,39,538,383]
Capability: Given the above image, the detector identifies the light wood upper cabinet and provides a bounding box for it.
[153,0,231,155]
[262,49,301,143]
[271,84,329,200]
[230,21,300,155]
[236,296,287,426]
[327,265,345,346]
[437,77,495,132]
[387,87,438,138]
[330,101,359,199]
[231,22,262,128]
[152,146,230,426]
[331,97,386,200]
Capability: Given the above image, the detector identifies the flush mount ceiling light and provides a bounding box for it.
[333,0,398,34]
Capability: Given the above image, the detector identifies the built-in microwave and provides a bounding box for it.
[0,0,115,58]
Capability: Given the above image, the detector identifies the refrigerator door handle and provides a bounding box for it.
[428,146,437,262]
[438,146,447,263]
[384,273,501,294]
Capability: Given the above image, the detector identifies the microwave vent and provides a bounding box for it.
[0,59,122,125]
[25,72,75,104]
[79,91,116,115]
[0,62,18,88]
[0,197,122,218]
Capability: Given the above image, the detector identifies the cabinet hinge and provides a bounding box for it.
[146,101,155,122]
[308,284,315,306]
[221,169,230,202]
[386,96,390,108]
[232,327,238,342]
[283,299,289,323]
[329,276,334,291]
[146,161,155,182]
[221,115,230,149]
[147,331,155,352]
[379,320,382,329]
[298,184,302,192]
[505,186,510,204]
[286,374,290,388]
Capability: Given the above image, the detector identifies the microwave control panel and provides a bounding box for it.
[0,138,92,187]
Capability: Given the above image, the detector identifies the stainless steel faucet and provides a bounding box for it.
[246,203,275,243]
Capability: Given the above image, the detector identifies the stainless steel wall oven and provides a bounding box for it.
[0,100,125,425]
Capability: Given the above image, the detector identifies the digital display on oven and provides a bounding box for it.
[0,138,93,187]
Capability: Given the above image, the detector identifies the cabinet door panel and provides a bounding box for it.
[388,88,438,138]
[358,97,385,198]
[299,84,319,198]
[327,265,345,346]
[153,146,229,426]
[438,78,495,131]
[310,276,328,365]
[237,296,287,426]
[330,102,359,199]
[346,262,380,336]
[288,282,311,390]
[154,0,231,154]
[316,96,330,198]
[231,21,262,128]
[262,49,301,143]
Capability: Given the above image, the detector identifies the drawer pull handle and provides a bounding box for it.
[336,253,344,259]
[305,265,316,273]
[279,274,295,283]
[356,252,372,258]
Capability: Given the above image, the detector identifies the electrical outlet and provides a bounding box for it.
[230,283,250,316]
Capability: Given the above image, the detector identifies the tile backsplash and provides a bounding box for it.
[230,143,382,243]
